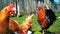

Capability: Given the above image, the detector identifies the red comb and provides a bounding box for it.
[9,3,15,11]
[9,4,14,9]
[37,6,42,11]
[9,4,14,8]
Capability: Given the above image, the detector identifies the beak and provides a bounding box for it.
[13,7,16,11]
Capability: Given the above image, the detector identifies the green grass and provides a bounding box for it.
[11,13,60,34]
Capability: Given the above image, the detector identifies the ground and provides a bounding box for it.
[11,13,60,34]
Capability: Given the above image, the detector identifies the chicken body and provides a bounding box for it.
[37,6,47,29]
[9,14,34,34]
[9,19,24,34]
[0,4,15,34]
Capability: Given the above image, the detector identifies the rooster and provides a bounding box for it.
[0,4,16,34]
[37,5,56,34]
[9,14,34,34]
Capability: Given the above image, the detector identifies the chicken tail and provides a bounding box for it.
[26,14,34,20]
